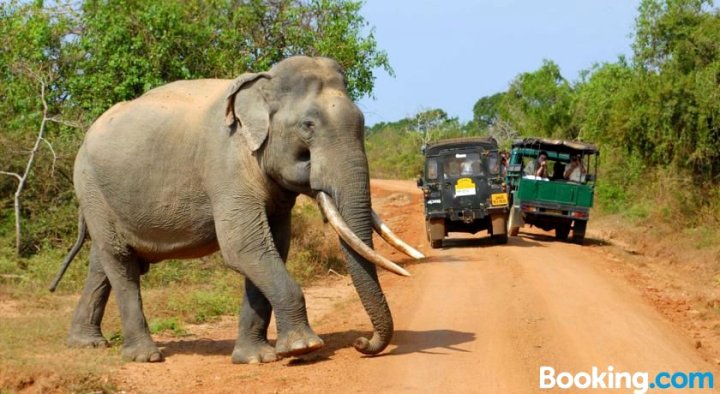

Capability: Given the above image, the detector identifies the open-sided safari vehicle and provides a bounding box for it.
[506,137,599,244]
[418,137,509,248]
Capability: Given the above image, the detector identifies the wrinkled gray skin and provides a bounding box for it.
[67,56,392,363]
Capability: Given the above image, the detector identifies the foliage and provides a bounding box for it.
[498,59,578,139]
[629,0,720,177]
[148,317,190,337]
[69,0,392,118]
[364,108,481,179]
[366,126,424,179]
[575,0,720,222]
[472,92,504,131]
[0,0,391,260]
[287,198,345,283]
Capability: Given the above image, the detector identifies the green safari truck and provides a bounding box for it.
[506,137,599,244]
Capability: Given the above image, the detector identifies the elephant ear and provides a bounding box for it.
[224,72,272,152]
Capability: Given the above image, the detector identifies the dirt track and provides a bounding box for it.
[114,179,716,393]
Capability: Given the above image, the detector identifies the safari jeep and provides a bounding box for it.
[506,137,599,244]
[418,137,509,248]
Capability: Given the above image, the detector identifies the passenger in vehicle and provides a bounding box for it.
[535,151,549,178]
[499,151,508,177]
[564,155,587,182]
[446,160,461,177]
[461,159,474,175]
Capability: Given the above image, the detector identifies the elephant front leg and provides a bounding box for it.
[233,212,311,363]
[68,244,111,348]
[232,278,278,364]
[218,209,323,362]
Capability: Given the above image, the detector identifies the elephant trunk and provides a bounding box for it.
[328,154,393,355]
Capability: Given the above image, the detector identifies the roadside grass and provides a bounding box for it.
[0,194,345,392]
[287,197,346,283]
[594,160,720,253]
[0,291,121,393]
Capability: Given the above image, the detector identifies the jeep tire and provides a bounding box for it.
[426,218,445,249]
[555,223,571,240]
[572,220,587,244]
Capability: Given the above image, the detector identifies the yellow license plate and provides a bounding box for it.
[491,193,508,206]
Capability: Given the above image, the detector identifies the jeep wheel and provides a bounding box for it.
[555,224,571,240]
[427,218,445,249]
[507,206,521,236]
[572,220,587,244]
[492,233,508,244]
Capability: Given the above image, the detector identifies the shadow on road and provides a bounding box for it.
[159,338,234,358]
[420,254,477,264]
[438,235,543,249]
[157,328,476,365]
[385,329,475,356]
[519,232,560,243]
[517,231,608,247]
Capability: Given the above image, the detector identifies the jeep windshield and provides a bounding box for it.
[440,152,492,179]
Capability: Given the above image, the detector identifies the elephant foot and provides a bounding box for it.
[122,339,164,362]
[67,327,110,348]
[232,341,278,364]
[275,326,324,357]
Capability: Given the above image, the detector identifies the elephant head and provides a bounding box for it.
[224,56,418,354]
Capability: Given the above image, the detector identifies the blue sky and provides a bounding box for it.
[356,0,640,126]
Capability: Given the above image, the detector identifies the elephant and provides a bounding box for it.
[48,56,424,364]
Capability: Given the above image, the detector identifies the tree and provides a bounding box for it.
[499,59,577,139]
[0,1,79,255]
[67,0,392,118]
[628,0,720,176]
[409,108,461,145]
[472,92,504,130]
[573,57,635,144]
[1,73,62,254]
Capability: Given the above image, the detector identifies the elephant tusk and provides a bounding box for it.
[371,210,425,259]
[317,192,411,277]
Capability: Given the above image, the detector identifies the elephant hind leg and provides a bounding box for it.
[95,242,163,362]
[68,243,111,348]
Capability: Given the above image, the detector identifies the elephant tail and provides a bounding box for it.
[48,211,87,292]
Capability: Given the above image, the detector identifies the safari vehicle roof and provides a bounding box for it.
[424,136,499,156]
[511,137,599,155]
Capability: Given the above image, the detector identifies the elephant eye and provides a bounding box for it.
[298,120,314,141]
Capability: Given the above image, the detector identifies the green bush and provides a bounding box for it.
[148,317,189,337]
[287,198,345,284]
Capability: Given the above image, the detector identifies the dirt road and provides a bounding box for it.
[116,179,716,393]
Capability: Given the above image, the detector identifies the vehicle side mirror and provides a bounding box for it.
[416,177,424,187]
